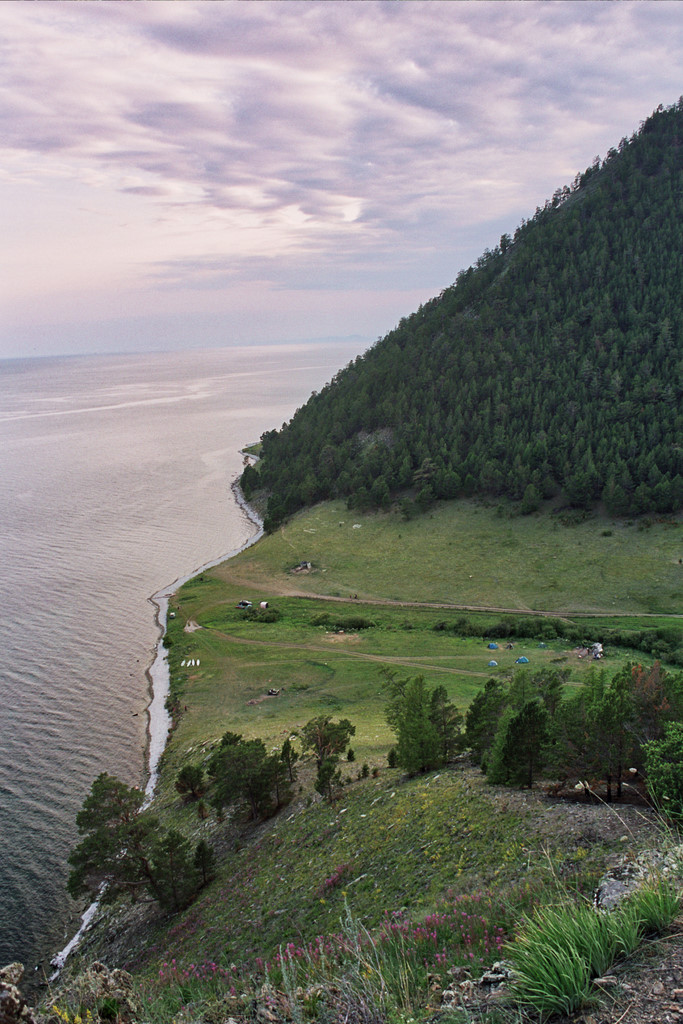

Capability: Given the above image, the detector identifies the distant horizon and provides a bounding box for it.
[0,333,371,364]
[3,1,682,359]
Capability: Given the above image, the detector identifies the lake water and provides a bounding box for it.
[0,342,363,974]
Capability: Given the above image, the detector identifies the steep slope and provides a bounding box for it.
[250,100,683,530]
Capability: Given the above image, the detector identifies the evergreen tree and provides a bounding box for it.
[644,723,683,820]
[300,716,356,767]
[151,829,199,912]
[194,839,217,887]
[315,756,343,802]
[429,684,464,762]
[67,773,161,905]
[280,736,300,782]
[464,678,508,767]
[68,774,201,912]
[175,764,205,800]
[393,676,442,775]
[589,671,636,801]
[211,737,281,821]
[487,700,549,789]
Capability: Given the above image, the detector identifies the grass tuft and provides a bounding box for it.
[508,876,681,1017]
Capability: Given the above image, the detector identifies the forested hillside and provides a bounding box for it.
[247,101,683,531]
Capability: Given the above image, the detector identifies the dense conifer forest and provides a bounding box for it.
[245,101,683,531]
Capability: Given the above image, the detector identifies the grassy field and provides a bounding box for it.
[153,498,681,813]
[214,499,682,615]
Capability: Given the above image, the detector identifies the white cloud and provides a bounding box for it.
[1,0,682,355]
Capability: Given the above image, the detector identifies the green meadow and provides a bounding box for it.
[156,499,681,810]
[214,499,682,614]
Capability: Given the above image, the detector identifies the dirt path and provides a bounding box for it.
[212,570,683,621]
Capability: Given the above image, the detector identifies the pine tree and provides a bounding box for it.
[487,700,549,789]
[67,773,160,905]
[151,829,199,912]
[394,676,442,775]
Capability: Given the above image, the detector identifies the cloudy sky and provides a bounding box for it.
[2,0,682,359]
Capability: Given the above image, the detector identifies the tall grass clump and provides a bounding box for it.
[507,903,608,1017]
[136,960,243,1024]
[508,876,681,1018]
[625,874,681,936]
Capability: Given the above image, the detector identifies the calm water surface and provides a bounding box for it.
[0,342,362,973]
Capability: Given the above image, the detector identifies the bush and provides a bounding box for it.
[244,606,282,623]
[644,722,683,820]
[311,612,331,626]
[333,616,376,631]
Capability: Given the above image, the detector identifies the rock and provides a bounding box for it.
[672,989,683,1002]
[447,965,471,980]
[0,967,23,989]
[0,985,25,1024]
[654,981,666,995]
[595,844,683,911]
[46,961,141,1022]
[0,962,39,1024]
[442,961,512,1009]
[458,979,476,1001]
[480,966,510,987]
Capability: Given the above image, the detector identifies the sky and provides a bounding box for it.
[2,0,683,359]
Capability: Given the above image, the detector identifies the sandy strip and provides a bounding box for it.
[144,478,262,800]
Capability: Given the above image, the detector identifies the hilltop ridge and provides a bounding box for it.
[251,100,683,530]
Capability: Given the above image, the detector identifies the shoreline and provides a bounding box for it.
[143,472,263,799]
[51,460,263,973]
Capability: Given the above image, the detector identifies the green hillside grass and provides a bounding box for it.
[55,500,682,1024]
[215,499,682,615]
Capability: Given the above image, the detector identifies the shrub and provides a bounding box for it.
[333,616,376,631]
[644,722,683,820]
[244,606,281,623]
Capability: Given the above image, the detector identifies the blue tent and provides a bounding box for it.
[487,642,499,650]
[515,656,529,664]
[488,660,498,667]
